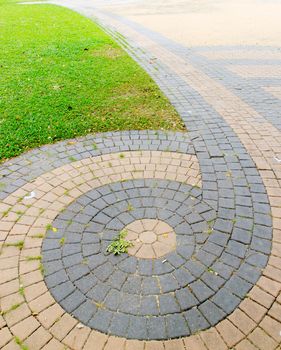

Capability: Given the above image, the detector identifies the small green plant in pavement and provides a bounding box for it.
[106,229,133,255]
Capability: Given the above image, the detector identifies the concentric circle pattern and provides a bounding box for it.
[39,145,271,340]
[42,179,216,339]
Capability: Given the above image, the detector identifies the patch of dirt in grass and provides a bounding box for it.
[91,46,124,59]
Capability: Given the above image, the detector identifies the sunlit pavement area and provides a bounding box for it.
[1,0,281,349]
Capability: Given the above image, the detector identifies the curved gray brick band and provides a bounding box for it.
[0,131,193,200]
[38,131,272,339]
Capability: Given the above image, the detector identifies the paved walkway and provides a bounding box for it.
[1,1,281,349]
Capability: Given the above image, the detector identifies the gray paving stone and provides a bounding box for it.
[72,300,97,324]
[211,289,240,313]
[175,288,199,310]
[158,274,180,293]
[60,290,86,313]
[127,316,148,340]
[159,294,180,314]
[108,270,127,290]
[147,316,166,340]
[109,313,130,337]
[89,309,113,333]
[75,274,98,294]
[173,268,194,287]
[87,283,110,301]
[50,281,75,302]
[166,314,189,338]
[45,270,68,288]
[199,300,226,325]
[184,308,210,334]
[189,280,214,302]
[142,277,160,295]
[139,296,159,316]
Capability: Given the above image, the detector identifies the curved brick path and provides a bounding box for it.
[1,1,281,349]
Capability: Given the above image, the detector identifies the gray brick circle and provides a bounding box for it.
[42,173,271,339]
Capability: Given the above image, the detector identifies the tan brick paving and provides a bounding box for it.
[63,325,91,350]
[199,50,281,61]
[183,335,207,350]
[0,327,13,348]
[228,65,281,78]
[83,331,108,350]
[164,339,185,350]
[216,319,244,347]
[1,8,281,350]
[10,316,40,340]
[24,326,52,350]
[264,87,281,101]
[125,339,145,350]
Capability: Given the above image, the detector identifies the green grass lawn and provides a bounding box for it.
[0,0,185,161]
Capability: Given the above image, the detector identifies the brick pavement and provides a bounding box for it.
[1,0,281,349]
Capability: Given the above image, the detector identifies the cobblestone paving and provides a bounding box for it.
[1,1,281,349]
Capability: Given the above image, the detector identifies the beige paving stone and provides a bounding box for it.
[248,286,275,308]
[183,335,207,350]
[248,327,278,350]
[37,304,65,329]
[125,339,145,350]
[29,291,55,314]
[0,268,18,285]
[127,241,142,255]
[263,265,281,283]
[157,233,176,246]
[19,259,40,275]
[271,243,281,258]
[4,303,31,327]
[268,302,281,322]
[24,326,52,350]
[83,330,108,350]
[257,276,281,297]
[234,339,258,350]
[0,293,25,313]
[126,231,139,240]
[10,315,40,340]
[260,315,281,343]
[2,339,21,350]
[144,341,165,350]
[0,327,13,348]
[164,339,185,350]
[216,319,244,347]
[104,336,126,350]
[63,325,91,350]
[136,244,156,259]
[41,338,65,350]
[0,256,19,270]
[152,241,175,257]
[50,313,78,340]
[9,224,29,236]
[200,329,227,350]
[0,314,6,328]
[0,279,19,298]
[239,298,267,323]
[125,219,176,258]
[228,309,256,335]
[24,281,48,302]
[20,270,43,287]
[139,231,157,244]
